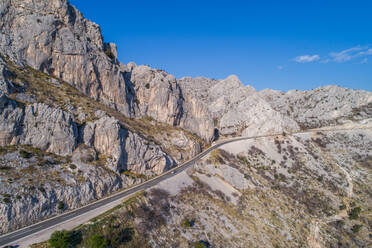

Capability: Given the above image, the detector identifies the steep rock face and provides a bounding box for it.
[0,91,24,145]
[179,75,299,136]
[179,93,215,141]
[124,131,175,175]
[0,90,175,175]
[126,63,183,126]
[259,86,372,128]
[124,63,215,141]
[0,0,215,142]
[0,94,77,156]
[81,115,175,174]
[0,0,135,116]
[0,58,15,94]
[22,103,78,156]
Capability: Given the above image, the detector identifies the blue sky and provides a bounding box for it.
[69,0,372,92]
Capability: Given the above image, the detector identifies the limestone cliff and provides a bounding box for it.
[0,0,215,141]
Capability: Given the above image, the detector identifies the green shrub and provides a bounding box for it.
[58,201,65,210]
[209,150,223,165]
[37,161,45,166]
[3,197,10,204]
[69,164,77,170]
[193,241,209,248]
[348,207,361,220]
[104,48,115,60]
[145,83,150,89]
[182,218,195,228]
[19,150,32,159]
[88,234,108,248]
[48,230,72,248]
[351,224,362,233]
[339,204,347,210]
[49,230,81,248]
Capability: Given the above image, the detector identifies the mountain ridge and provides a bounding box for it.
[0,0,371,246]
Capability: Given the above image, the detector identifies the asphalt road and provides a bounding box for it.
[0,127,369,246]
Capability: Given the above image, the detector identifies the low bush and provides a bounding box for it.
[19,149,32,159]
[88,234,108,248]
[49,230,71,248]
[339,204,347,210]
[193,240,210,248]
[104,48,115,60]
[351,224,362,233]
[49,230,81,248]
[182,218,195,228]
[209,150,224,165]
[348,206,361,220]
[58,201,65,210]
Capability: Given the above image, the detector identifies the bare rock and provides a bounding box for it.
[81,116,176,174]
[72,145,97,163]
[0,0,135,116]
[21,103,78,156]
[0,91,24,145]
[259,86,372,128]
[179,75,299,136]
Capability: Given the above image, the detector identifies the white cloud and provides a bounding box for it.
[330,46,364,62]
[291,45,372,65]
[329,46,372,63]
[360,58,368,64]
[277,65,284,70]
[358,48,372,56]
[320,59,330,64]
[293,54,320,63]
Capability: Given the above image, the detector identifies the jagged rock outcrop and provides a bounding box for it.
[22,103,78,156]
[259,86,372,128]
[123,63,215,141]
[125,63,183,125]
[0,91,23,145]
[0,94,78,156]
[0,58,15,94]
[179,75,300,136]
[0,0,135,116]
[81,115,175,174]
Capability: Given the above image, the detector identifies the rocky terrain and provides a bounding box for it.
[0,0,371,247]
[259,86,372,129]
[179,75,300,137]
[40,126,371,247]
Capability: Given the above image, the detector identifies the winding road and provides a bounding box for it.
[0,126,370,246]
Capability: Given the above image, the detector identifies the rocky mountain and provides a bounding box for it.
[179,75,300,137]
[0,0,371,246]
[259,86,372,129]
[0,0,214,141]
